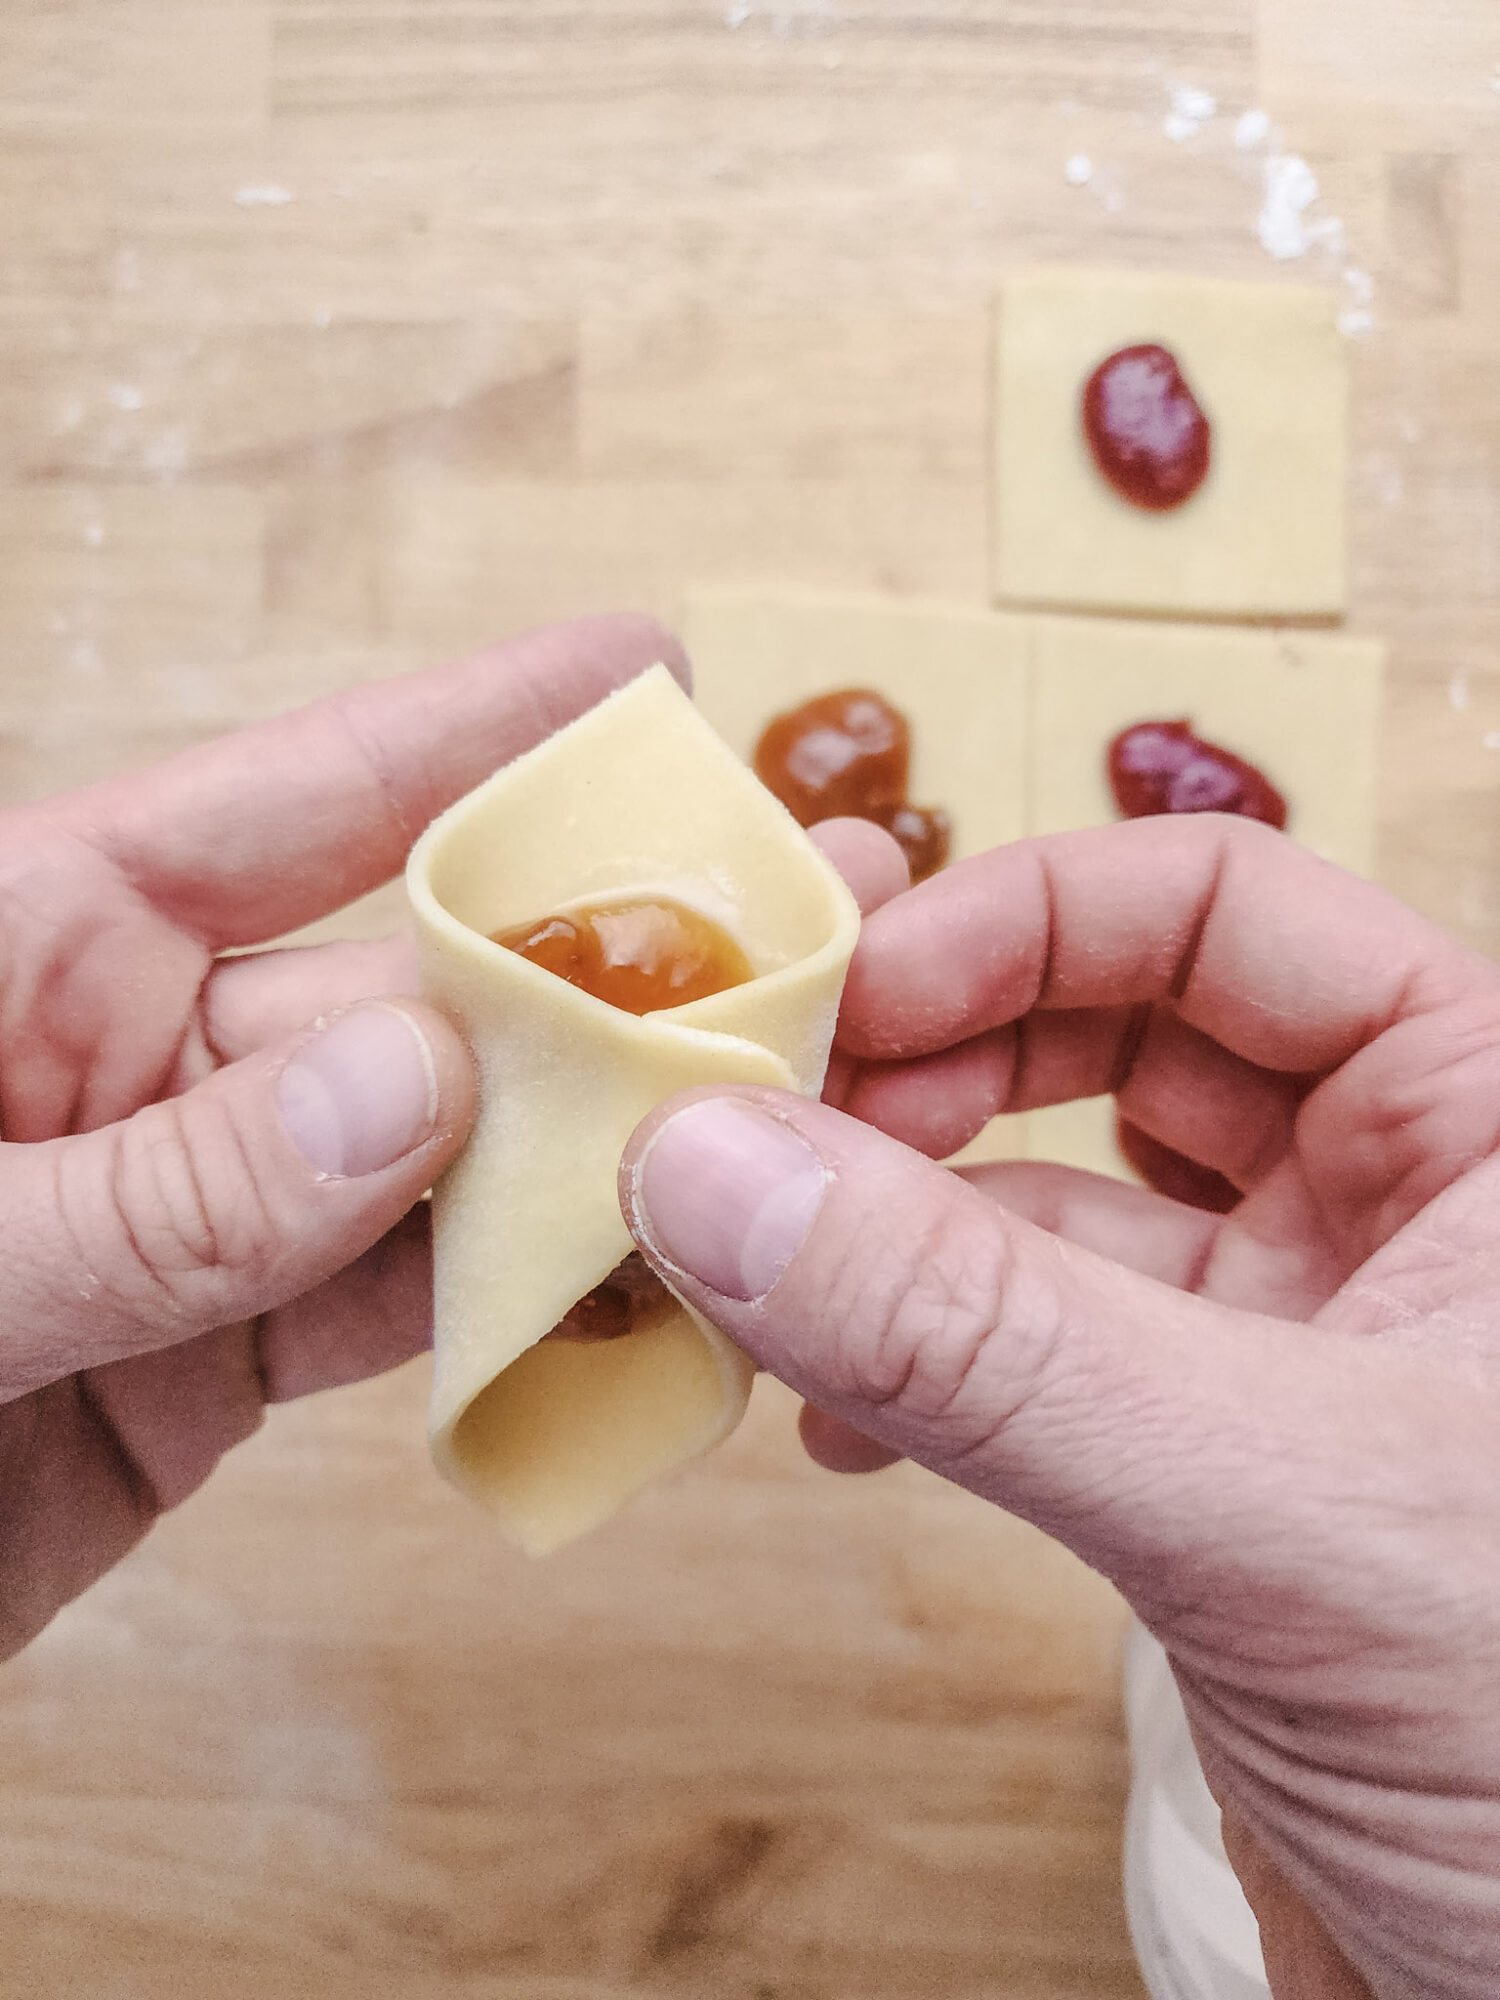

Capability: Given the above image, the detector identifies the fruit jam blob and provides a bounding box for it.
[1107,719,1288,828]
[552,1252,667,1341]
[494,896,753,1015]
[754,688,951,882]
[1082,344,1212,511]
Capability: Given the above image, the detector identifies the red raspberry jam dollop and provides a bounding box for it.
[1107,719,1287,829]
[754,689,952,882]
[1082,344,1212,511]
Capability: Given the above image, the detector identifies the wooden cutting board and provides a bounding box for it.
[0,3,1496,1993]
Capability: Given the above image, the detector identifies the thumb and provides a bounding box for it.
[621,1088,1394,1611]
[0,1001,474,1400]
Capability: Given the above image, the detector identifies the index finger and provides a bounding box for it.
[838,817,1488,1077]
[42,615,686,951]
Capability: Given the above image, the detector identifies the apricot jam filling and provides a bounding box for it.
[494,895,753,1015]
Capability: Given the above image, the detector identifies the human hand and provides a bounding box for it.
[622,817,1500,2000]
[0,614,680,1660]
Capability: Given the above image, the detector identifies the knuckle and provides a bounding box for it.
[70,1097,277,1327]
[833,1196,1068,1455]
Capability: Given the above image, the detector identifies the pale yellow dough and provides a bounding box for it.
[406,666,860,1555]
[993,270,1347,619]
[1029,615,1384,867]
[682,585,1031,861]
[682,585,1383,1181]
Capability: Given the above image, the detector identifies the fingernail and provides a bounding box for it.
[278,1004,439,1178]
[631,1099,828,1301]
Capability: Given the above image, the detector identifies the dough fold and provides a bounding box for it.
[406,665,861,1554]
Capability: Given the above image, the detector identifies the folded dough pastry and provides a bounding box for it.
[406,665,861,1554]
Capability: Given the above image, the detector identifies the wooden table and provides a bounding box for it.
[0,4,1496,1994]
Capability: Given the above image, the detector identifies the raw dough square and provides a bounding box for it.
[1025,613,1384,1177]
[1029,614,1384,869]
[682,585,1031,861]
[992,270,1347,619]
[682,584,1034,1166]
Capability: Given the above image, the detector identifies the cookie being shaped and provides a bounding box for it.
[406,666,861,1555]
[992,270,1347,618]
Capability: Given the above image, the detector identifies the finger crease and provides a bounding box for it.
[1030,850,1062,1010]
[328,689,428,851]
[1107,1003,1155,1100]
[1168,835,1228,1005]
[1182,1216,1226,1298]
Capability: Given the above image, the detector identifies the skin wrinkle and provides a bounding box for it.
[1166,830,1227,1005]
[1205,1733,1500,1991]
[135,1099,229,1279]
[1175,1199,1223,1298]
[5,1138,175,1397]
[325,683,434,854]
[861,1203,1070,1468]
[102,1118,192,1332]
[1031,844,1063,1011]
[1103,998,1155,1101]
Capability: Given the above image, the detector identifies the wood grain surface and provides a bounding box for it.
[0,4,1497,1995]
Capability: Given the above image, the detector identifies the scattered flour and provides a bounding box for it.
[1450,674,1471,713]
[107,383,144,411]
[1231,112,1369,326]
[1339,270,1376,337]
[726,1,842,32]
[233,183,294,207]
[1163,82,1217,142]
[1064,154,1094,186]
[1257,152,1344,259]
